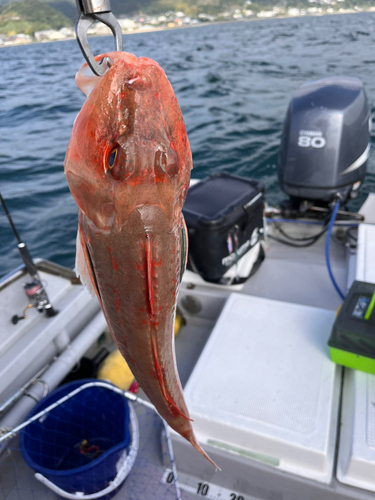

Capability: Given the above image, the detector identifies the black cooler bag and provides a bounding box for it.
[182,173,265,283]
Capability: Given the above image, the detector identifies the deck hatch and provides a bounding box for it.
[181,293,340,484]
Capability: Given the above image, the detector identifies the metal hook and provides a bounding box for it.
[75,0,123,76]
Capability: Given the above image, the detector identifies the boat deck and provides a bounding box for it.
[1,197,375,500]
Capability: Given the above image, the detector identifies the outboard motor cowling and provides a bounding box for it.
[279,77,370,204]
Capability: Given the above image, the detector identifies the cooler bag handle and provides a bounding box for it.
[34,404,139,499]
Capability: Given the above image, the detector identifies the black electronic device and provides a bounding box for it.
[182,173,265,284]
[279,77,370,205]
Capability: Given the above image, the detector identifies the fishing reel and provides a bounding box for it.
[11,279,58,325]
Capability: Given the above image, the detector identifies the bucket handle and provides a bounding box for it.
[34,403,139,499]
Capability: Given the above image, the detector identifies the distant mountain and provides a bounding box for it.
[43,0,77,20]
[139,0,238,17]
[0,0,373,35]
[34,0,154,20]
[44,0,166,20]
[0,0,162,20]
[0,0,245,20]
[0,0,72,35]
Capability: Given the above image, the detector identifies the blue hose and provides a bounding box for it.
[266,218,359,227]
[325,199,345,300]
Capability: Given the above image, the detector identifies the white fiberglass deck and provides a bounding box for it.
[0,263,100,407]
[183,292,340,483]
[336,218,375,493]
[356,223,375,284]
[337,369,375,492]
[183,223,347,312]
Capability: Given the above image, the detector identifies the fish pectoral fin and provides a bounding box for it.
[75,225,101,300]
[179,216,188,283]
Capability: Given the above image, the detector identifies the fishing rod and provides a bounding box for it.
[0,192,57,323]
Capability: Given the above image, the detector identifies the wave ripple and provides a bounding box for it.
[1,13,375,276]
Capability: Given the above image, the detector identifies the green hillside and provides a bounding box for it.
[0,0,72,35]
[141,0,235,16]
[42,0,77,20]
[141,0,375,15]
[0,0,374,37]
[40,0,375,17]
[44,0,375,17]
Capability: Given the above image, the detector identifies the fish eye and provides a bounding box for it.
[154,147,179,178]
[108,148,117,169]
[105,145,132,181]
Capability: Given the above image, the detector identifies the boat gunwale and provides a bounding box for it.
[0,259,77,291]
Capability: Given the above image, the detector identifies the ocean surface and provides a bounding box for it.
[1,13,375,277]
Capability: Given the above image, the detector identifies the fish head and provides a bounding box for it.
[64,52,192,231]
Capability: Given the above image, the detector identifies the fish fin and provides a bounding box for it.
[75,226,99,299]
[190,437,221,471]
[75,63,101,97]
[145,235,192,422]
[145,235,155,316]
[179,217,188,283]
[150,329,193,422]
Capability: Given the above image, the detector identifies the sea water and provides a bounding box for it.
[1,13,375,276]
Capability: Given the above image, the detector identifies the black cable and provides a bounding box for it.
[269,208,333,248]
[273,221,329,242]
[267,233,324,248]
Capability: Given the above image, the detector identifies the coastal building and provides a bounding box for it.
[288,7,302,16]
[34,28,73,42]
[2,1,375,49]
[2,33,32,45]
[118,19,137,31]
[257,9,279,18]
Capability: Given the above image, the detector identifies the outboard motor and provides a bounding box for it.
[279,77,370,206]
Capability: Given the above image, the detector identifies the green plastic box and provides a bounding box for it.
[328,280,375,374]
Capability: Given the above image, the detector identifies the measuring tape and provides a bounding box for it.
[161,468,251,500]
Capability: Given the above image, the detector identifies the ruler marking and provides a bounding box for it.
[161,468,249,500]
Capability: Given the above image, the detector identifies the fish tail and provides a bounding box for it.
[190,436,221,470]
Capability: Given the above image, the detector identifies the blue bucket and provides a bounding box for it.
[20,379,137,500]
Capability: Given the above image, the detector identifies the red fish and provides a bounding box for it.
[64,52,217,468]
